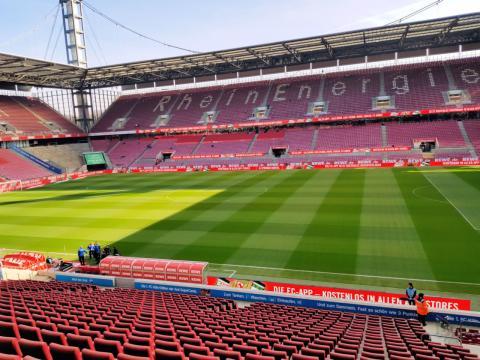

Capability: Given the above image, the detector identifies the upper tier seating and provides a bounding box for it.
[91,58,480,132]
[0,96,81,135]
[0,149,53,180]
[0,280,477,360]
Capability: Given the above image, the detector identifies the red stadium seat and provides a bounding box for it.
[123,343,153,358]
[188,354,220,360]
[78,329,102,339]
[49,343,82,360]
[154,339,181,352]
[245,354,276,360]
[81,348,115,360]
[18,339,52,360]
[154,349,186,360]
[0,337,22,356]
[117,354,151,360]
[213,349,242,360]
[94,338,123,357]
[0,354,21,360]
[291,355,319,360]
[300,348,326,359]
[261,349,288,360]
[40,330,67,346]
[66,333,94,350]
[0,323,19,339]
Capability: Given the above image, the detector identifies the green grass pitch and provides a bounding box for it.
[0,167,479,299]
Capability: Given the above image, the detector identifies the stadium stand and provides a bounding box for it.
[315,124,382,151]
[0,149,54,180]
[91,58,480,132]
[0,280,478,360]
[386,121,465,148]
[89,119,479,169]
[0,96,81,135]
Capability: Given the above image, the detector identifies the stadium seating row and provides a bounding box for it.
[92,58,480,132]
[0,280,477,360]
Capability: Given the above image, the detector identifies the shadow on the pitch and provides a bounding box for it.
[108,172,280,261]
[0,190,129,206]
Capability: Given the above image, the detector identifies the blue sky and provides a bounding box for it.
[0,0,478,67]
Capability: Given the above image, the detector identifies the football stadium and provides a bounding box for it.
[0,1,479,359]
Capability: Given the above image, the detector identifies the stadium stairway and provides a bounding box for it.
[24,143,90,173]
[246,133,259,153]
[130,140,158,168]
[191,136,206,155]
[457,121,479,159]
[8,145,63,174]
[310,129,319,150]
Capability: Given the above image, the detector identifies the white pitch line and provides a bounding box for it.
[424,174,480,231]
[210,263,480,287]
[411,185,447,204]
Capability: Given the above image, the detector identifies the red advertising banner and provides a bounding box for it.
[0,132,86,143]
[370,146,411,152]
[172,152,266,160]
[431,160,480,167]
[1,161,478,194]
[207,277,471,311]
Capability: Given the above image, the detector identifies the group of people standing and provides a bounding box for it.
[406,282,429,326]
[77,243,120,265]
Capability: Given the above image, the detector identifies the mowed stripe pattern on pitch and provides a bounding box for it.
[0,168,478,287]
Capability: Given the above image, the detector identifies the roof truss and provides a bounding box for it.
[0,12,478,89]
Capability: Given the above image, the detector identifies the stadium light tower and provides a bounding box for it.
[59,0,87,68]
[60,0,93,131]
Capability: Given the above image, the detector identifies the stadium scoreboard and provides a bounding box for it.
[83,152,108,170]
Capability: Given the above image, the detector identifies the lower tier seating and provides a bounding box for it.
[0,280,477,360]
[0,149,53,180]
[91,120,479,168]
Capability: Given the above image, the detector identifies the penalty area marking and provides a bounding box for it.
[210,263,480,287]
[423,175,480,231]
[411,186,447,204]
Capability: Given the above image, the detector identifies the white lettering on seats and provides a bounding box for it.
[225,89,237,106]
[273,84,288,102]
[199,95,213,108]
[177,94,192,110]
[361,78,371,94]
[297,85,311,100]
[392,75,409,95]
[153,96,171,112]
[461,68,480,84]
[332,81,346,96]
[245,90,259,104]
[427,68,436,87]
